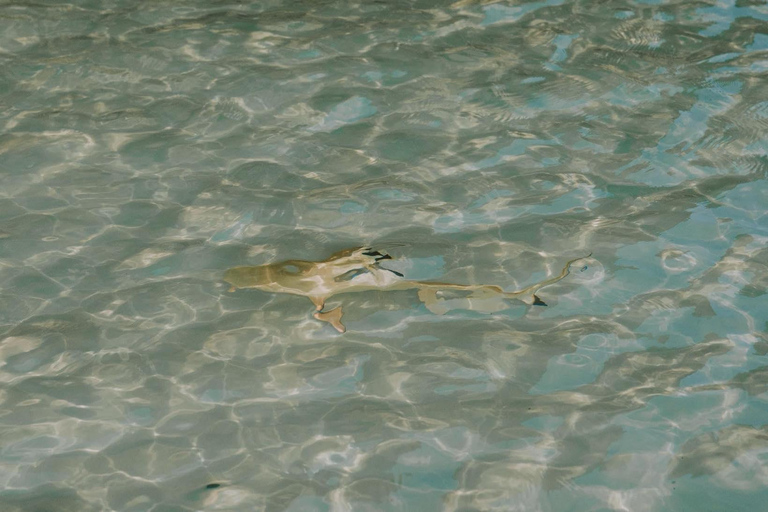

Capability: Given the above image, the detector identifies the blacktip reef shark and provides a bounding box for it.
[224,247,591,333]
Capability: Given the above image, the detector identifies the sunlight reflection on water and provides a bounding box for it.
[1,0,767,511]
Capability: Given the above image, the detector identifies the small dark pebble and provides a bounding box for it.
[206,483,222,490]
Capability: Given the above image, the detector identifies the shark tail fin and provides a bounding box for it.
[504,253,592,304]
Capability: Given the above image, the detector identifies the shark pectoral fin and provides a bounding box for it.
[314,306,345,333]
[334,268,370,282]
[309,296,326,311]
[383,267,404,278]
[532,294,547,306]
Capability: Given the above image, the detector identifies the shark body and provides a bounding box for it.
[224,247,591,333]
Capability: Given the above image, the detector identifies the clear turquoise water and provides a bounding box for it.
[1,0,767,510]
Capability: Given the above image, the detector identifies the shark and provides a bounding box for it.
[223,247,591,333]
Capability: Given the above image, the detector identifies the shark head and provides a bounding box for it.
[223,247,400,294]
[223,264,272,290]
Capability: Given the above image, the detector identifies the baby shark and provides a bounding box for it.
[224,247,591,333]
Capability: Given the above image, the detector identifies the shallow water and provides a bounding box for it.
[1,0,767,510]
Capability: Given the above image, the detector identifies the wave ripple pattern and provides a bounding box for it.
[0,0,767,511]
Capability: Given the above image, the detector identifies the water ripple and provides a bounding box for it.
[1,0,767,510]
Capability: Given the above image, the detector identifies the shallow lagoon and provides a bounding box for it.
[1,0,767,510]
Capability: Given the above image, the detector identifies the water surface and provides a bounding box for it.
[1,0,767,510]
